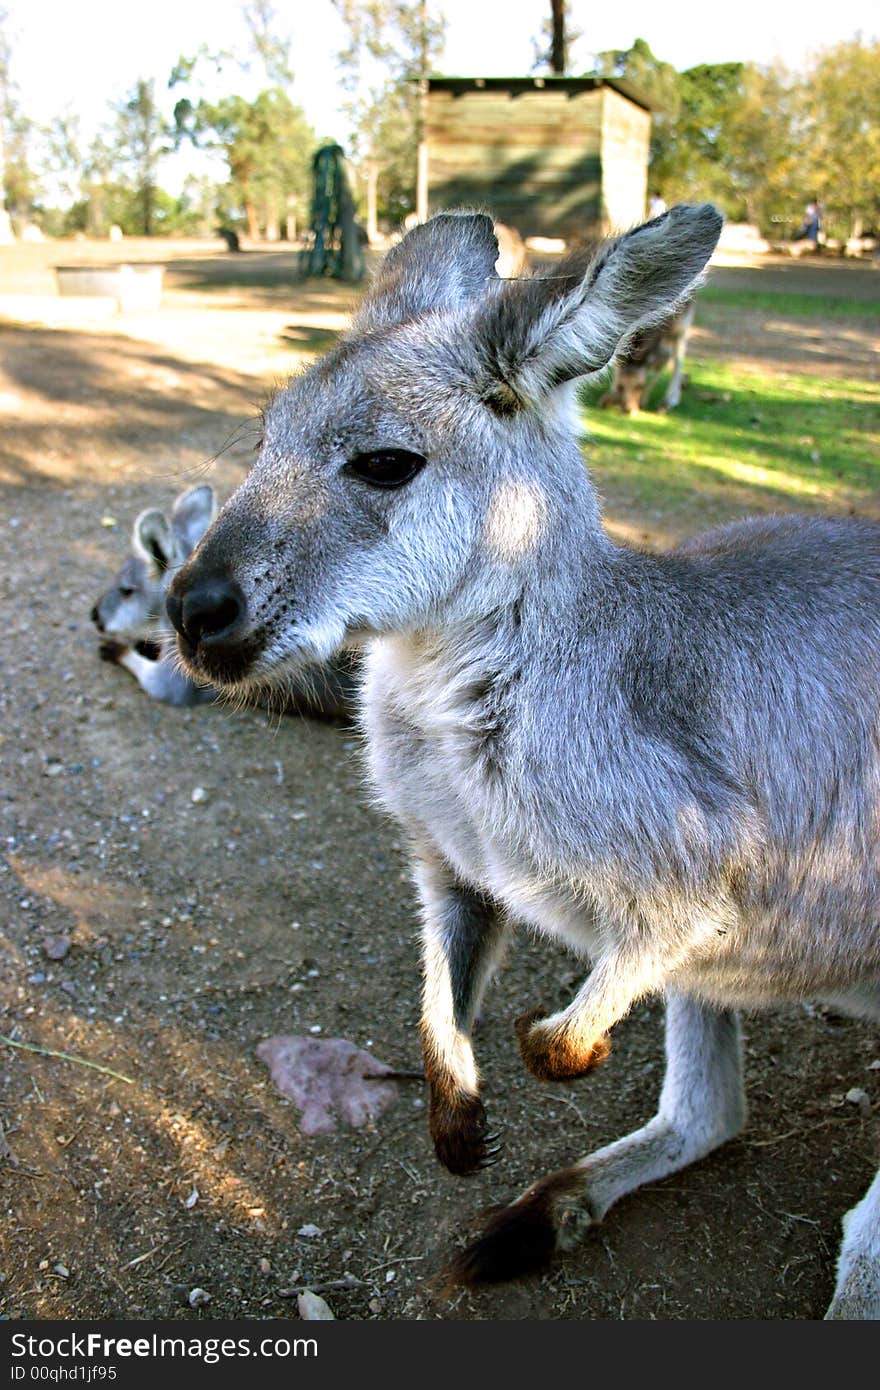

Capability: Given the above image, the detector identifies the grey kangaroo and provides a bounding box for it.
[600,297,696,413]
[93,483,356,718]
[92,483,218,706]
[166,205,880,1318]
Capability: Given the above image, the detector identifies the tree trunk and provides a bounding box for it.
[245,197,260,241]
[551,0,566,74]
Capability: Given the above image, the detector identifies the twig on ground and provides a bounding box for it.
[0,1035,135,1086]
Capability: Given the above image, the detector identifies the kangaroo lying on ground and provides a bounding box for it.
[599,297,695,413]
[92,483,219,706]
[92,483,356,718]
[166,205,880,1318]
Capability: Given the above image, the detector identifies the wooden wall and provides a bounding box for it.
[425,83,651,240]
[600,88,652,232]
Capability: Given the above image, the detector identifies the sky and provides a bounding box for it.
[5,0,878,194]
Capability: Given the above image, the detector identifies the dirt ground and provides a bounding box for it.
[1,239,879,1323]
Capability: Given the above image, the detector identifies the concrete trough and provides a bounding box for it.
[54,263,164,312]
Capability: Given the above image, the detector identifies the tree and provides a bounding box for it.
[170,5,316,240]
[799,36,880,239]
[241,0,295,89]
[724,63,799,228]
[173,85,315,240]
[332,1,446,230]
[113,78,170,235]
[531,0,582,75]
[0,7,38,228]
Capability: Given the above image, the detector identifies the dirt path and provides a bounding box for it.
[1,242,878,1322]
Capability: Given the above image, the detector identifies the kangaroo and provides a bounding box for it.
[599,297,695,413]
[93,484,357,718]
[165,205,880,1319]
[92,483,219,707]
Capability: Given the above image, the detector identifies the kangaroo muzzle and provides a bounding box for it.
[167,563,260,686]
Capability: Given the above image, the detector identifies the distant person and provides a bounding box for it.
[796,198,821,246]
[648,192,667,219]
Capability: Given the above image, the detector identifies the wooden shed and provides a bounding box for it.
[421,76,652,241]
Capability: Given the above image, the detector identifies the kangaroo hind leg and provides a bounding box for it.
[450,992,745,1284]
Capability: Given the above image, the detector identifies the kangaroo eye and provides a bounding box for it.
[118,586,135,598]
[347,449,426,488]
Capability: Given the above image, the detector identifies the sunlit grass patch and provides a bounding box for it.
[579,359,880,546]
[700,288,880,320]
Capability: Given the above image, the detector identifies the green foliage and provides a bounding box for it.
[798,37,880,238]
[173,85,315,238]
[333,1,446,226]
[593,35,880,239]
[112,79,171,235]
[0,5,40,221]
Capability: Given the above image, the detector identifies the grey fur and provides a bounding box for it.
[167,204,880,1317]
[94,484,358,718]
[93,483,218,706]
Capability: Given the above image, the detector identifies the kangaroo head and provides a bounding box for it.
[167,205,722,693]
[92,484,216,642]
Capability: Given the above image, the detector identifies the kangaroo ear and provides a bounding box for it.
[133,508,178,573]
[473,203,722,411]
[171,484,217,556]
[356,211,500,331]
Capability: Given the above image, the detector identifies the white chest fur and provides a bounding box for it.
[360,635,601,959]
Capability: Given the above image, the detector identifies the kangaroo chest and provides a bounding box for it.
[361,639,601,956]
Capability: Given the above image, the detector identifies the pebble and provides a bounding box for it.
[187,1287,211,1309]
[297,1291,334,1320]
[43,936,71,961]
[296,1224,321,1238]
[845,1087,871,1112]
[191,787,208,804]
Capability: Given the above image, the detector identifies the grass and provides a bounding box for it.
[699,287,880,320]
[579,359,880,547]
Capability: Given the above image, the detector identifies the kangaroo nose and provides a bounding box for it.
[166,576,245,645]
[90,604,103,630]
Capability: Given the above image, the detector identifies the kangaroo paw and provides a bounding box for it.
[515,1008,611,1082]
[429,1092,499,1176]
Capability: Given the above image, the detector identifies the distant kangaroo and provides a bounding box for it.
[166,205,880,1319]
[599,297,695,413]
[93,484,356,718]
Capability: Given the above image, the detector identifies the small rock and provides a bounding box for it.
[43,936,71,961]
[191,787,208,804]
[297,1290,334,1320]
[184,1186,199,1210]
[53,1264,69,1279]
[258,1257,272,1275]
[368,1298,383,1315]
[297,1224,322,1239]
[845,1087,871,1112]
[100,516,117,528]
[187,1287,211,1309]
[868,1060,880,1071]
